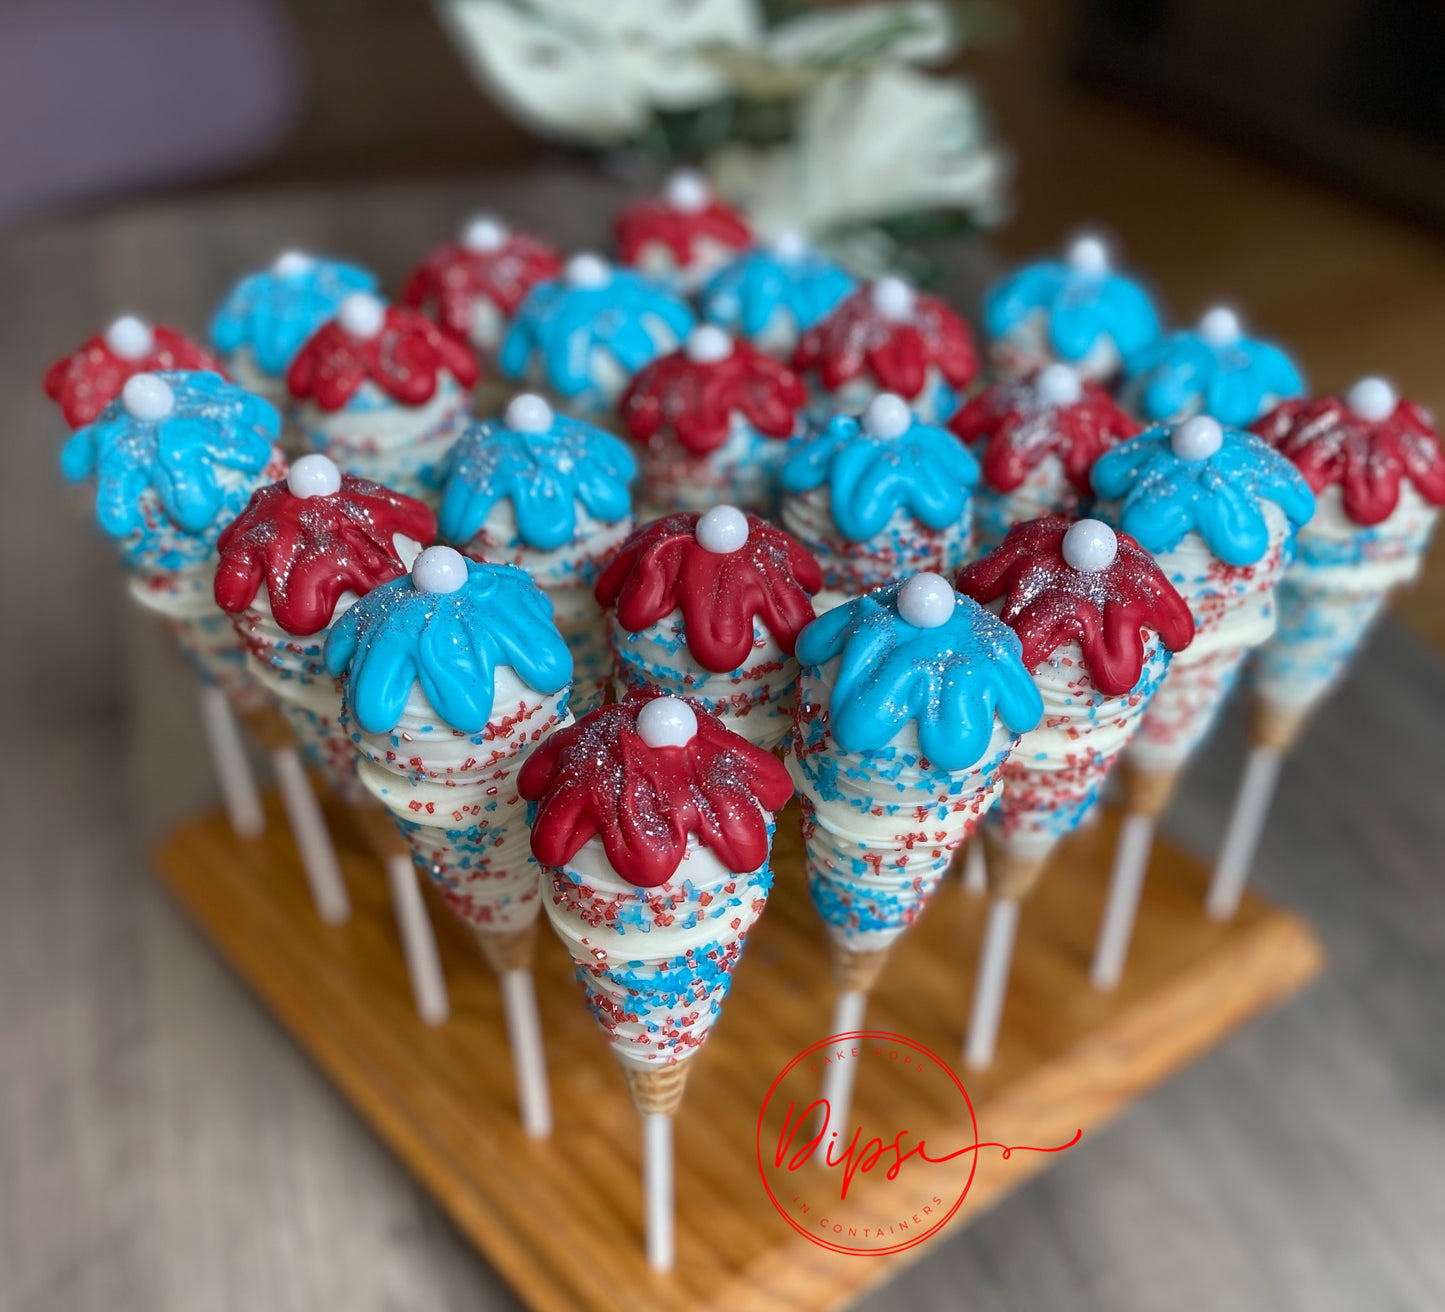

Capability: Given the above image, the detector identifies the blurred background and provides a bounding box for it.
[4,2,1445,1310]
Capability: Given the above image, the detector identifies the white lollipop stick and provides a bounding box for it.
[962,839,988,895]
[964,897,1020,1069]
[1206,744,1284,921]
[383,852,450,1025]
[195,683,264,840]
[270,745,351,924]
[499,969,552,1139]
[1090,813,1154,990]
[815,988,868,1147]
[642,1112,674,1272]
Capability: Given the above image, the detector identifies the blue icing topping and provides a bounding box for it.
[796,583,1042,772]
[780,411,979,541]
[1126,328,1305,425]
[60,370,279,564]
[1091,423,1315,565]
[702,246,856,339]
[985,259,1162,366]
[438,412,636,551]
[324,560,573,735]
[498,268,694,399]
[210,258,377,377]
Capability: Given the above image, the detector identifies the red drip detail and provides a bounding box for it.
[791,284,977,398]
[43,327,223,427]
[286,304,479,410]
[401,232,563,337]
[614,195,751,267]
[1252,395,1445,525]
[949,375,1140,495]
[596,512,822,672]
[620,340,806,455]
[956,516,1195,696]
[214,474,437,635]
[519,689,793,888]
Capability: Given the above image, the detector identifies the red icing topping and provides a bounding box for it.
[401,233,563,337]
[519,689,794,887]
[1251,395,1445,525]
[956,516,1194,696]
[214,474,437,635]
[286,305,479,410]
[614,196,751,268]
[620,341,807,456]
[44,327,223,427]
[949,376,1140,495]
[792,284,977,398]
[596,513,822,673]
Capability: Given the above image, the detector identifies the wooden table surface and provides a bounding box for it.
[3,162,1445,1312]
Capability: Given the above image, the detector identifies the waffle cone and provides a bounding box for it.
[1251,698,1310,753]
[1122,762,1180,819]
[472,923,537,975]
[622,1059,691,1117]
[241,703,295,753]
[349,799,412,861]
[831,943,890,994]
[981,829,1050,901]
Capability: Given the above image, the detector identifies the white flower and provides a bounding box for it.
[766,1,956,69]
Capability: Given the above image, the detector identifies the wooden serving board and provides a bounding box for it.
[154,800,1323,1312]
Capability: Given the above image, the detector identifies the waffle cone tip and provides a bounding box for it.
[622,1057,692,1117]
[981,828,1051,901]
[1251,698,1311,753]
[831,943,890,994]
[1122,762,1180,818]
[241,703,295,753]
[472,923,537,975]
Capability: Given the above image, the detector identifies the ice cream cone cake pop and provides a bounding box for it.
[614,169,752,292]
[324,548,573,1135]
[215,455,449,1018]
[45,316,221,428]
[498,253,694,417]
[438,394,637,713]
[949,365,1140,552]
[402,214,562,355]
[1208,380,1445,918]
[210,253,377,414]
[1122,306,1304,426]
[791,276,976,423]
[597,508,821,750]
[620,326,807,516]
[518,689,793,1270]
[780,393,979,607]
[701,228,857,358]
[1086,416,1315,987]
[788,573,1041,1132]
[60,370,286,842]
[983,234,1161,383]
[287,293,478,504]
[955,517,1194,1065]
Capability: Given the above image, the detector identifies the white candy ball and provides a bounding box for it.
[1198,306,1242,346]
[1347,376,1397,423]
[462,215,509,253]
[1036,363,1083,407]
[769,227,808,262]
[287,453,342,499]
[695,505,750,554]
[1062,518,1118,573]
[565,252,611,289]
[1067,234,1111,276]
[338,292,386,339]
[685,324,733,365]
[121,373,174,421]
[871,276,916,321]
[862,392,912,440]
[105,315,154,361]
[505,393,554,433]
[897,572,955,629]
[273,251,314,278]
[637,696,698,748]
[665,169,711,214]
[1172,414,1224,461]
[412,545,469,594]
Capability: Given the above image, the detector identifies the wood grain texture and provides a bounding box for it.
[154,799,1321,1312]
